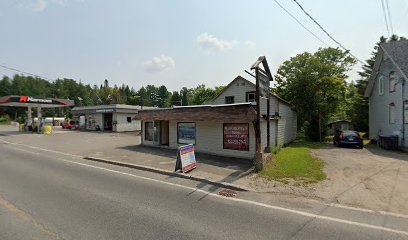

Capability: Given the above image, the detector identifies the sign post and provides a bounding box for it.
[175,144,197,173]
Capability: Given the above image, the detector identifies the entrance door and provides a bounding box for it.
[160,120,169,146]
[153,121,160,144]
[103,113,113,131]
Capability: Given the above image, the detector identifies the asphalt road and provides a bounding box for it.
[0,141,407,240]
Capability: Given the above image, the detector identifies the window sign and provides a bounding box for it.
[178,122,196,144]
[145,122,154,141]
[223,123,249,151]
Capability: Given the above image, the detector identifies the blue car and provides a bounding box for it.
[333,131,363,149]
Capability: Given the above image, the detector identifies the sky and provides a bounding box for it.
[0,0,407,91]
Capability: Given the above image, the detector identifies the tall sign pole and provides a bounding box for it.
[254,67,261,154]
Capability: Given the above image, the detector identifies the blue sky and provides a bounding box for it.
[0,0,407,91]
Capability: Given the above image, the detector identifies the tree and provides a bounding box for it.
[275,47,356,141]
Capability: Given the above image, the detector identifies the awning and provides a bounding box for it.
[133,103,257,122]
[0,95,75,108]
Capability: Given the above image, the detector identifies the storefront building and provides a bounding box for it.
[134,76,298,159]
[72,104,142,132]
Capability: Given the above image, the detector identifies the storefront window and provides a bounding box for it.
[145,122,154,141]
[178,122,196,144]
[223,123,249,151]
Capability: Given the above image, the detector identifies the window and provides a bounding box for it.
[144,122,154,141]
[127,117,132,123]
[225,96,235,104]
[246,92,256,102]
[389,103,396,124]
[389,71,397,92]
[379,76,384,95]
[223,123,249,151]
[177,122,196,144]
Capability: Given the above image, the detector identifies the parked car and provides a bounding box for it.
[333,130,363,149]
[61,120,78,130]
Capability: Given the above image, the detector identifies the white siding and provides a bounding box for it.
[209,78,256,105]
[168,121,256,159]
[113,113,141,132]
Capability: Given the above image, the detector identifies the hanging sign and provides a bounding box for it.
[258,71,270,98]
[175,144,197,173]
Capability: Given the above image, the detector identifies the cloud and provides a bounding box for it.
[245,40,256,48]
[144,55,176,73]
[18,0,69,12]
[197,33,238,54]
[32,0,48,12]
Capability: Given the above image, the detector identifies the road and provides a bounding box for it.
[0,140,407,240]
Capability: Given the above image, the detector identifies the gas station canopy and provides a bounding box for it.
[0,95,75,108]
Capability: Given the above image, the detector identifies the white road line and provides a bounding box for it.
[2,138,408,233]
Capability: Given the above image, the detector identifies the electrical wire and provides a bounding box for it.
[385,0,394,35]
[291,0,365,65]
[381,0,391,36]
[271,0,329,47]
[0,63,52,81]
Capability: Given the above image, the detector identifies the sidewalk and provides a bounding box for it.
[0,125,254,191]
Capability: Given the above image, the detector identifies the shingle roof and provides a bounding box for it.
[381,40,408,80]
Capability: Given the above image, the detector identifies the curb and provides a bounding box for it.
[83,156,251,192]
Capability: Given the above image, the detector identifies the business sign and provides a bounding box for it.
[223,123,249,151]
[19,96,53,104]
[95,109,114,113]
[175,144,197,173]
[258,72,270,98]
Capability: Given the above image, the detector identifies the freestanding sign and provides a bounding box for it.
[258,71,270,98]
[175,144,197,173]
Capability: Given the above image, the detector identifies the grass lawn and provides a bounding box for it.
[259,140,326,183]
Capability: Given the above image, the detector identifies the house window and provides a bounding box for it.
[379,76,384,95]
[127,117,132,123]
[246,92,256,102]
[389,103,396,124]
[225,96,235,104]
[389,71,397,92]
[177,122,196,144]
[144,122,154,141]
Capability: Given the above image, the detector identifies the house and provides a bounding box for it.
[72,104,142,132]
[327,120,354,135]
[134,76,297,159]
[364,40,408,147]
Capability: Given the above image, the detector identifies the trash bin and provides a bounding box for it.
[378,135,399,150]
[41,126,52,134]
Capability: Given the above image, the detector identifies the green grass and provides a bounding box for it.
[259,140,326,183]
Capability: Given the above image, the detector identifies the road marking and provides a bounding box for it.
[0,194,63,240]
[2,138,408,233]
[52,157,408,236]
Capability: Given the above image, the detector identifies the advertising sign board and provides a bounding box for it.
[175,144,197,173]
[223,123,249,151]
[258,72,270,98]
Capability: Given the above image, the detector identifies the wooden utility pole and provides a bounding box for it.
[255,67,261,153]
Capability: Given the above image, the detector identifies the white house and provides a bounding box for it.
[134,76,297,159]
[364,40,408,147]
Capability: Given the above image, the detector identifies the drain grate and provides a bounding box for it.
[218,189,237,197]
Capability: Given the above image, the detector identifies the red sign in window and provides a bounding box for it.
[223,123,249,151]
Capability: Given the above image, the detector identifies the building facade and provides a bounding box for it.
[72,104,142,132]
[365,40,408,147]
[135,76,297,159]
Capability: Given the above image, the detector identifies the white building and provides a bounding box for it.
[72,104,142,132]
[134,76,297,159]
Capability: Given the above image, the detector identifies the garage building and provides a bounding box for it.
[72,104,141,132]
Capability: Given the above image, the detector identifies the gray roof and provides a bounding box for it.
[381,40,408,80]
[364,40,408,97]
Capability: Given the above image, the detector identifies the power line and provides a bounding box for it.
[0,63,52,81]
[271,0,329,47]
[381,0,391,36]
[291,0,365,65]
[385,0,394,34]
